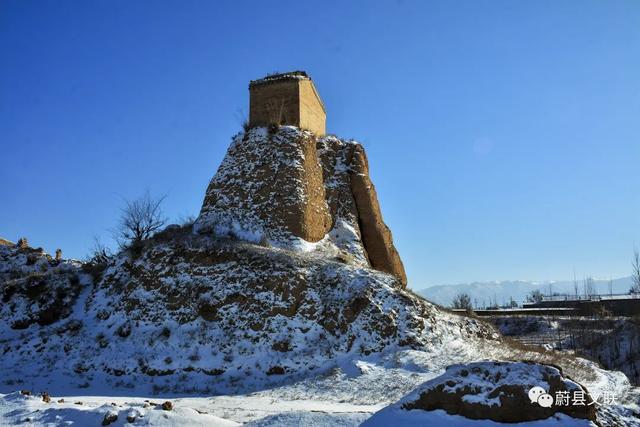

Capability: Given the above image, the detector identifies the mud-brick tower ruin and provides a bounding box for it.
[249,71,326,136]
[197,71,407,287]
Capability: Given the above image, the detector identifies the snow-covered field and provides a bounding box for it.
[1,340,639,426]
[0,336,486,425]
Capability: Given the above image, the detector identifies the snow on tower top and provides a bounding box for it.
[249,70,311,86]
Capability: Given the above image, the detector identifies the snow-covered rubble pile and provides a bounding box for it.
[364,361,599,426]
[0,244,90,330]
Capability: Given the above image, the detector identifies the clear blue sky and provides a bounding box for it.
[2,0,639,287]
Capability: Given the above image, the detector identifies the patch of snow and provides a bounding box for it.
[0,392,239,426]
[362,407,596,426]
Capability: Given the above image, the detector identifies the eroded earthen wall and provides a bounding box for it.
[196,127,407,287]
[298,80,326,136]
[249,79,326,136]
[348,145,408,287]
[249,81,300,128]
[196,128,331,244]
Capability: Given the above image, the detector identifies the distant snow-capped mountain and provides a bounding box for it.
[416,277,633,308]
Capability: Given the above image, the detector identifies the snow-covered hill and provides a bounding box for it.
[1,126,639,425]
[1,236,638,425]
[0,229,496,396]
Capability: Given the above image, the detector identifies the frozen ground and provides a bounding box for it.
[1,341,639,426]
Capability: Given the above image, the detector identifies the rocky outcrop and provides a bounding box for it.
[195,126,407,287]
[365,361,597,425]
[0,245,87,329]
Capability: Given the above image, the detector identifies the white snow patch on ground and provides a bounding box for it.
[362,408,595,426]
[1,342,638,426]
[0,392,239,426]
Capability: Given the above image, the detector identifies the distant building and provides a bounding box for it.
[523,293,640,316]
[249,71,326,136]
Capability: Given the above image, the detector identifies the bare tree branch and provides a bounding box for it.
[113,191,167,249]
[88,236,112,264]
[452,293,473,310]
